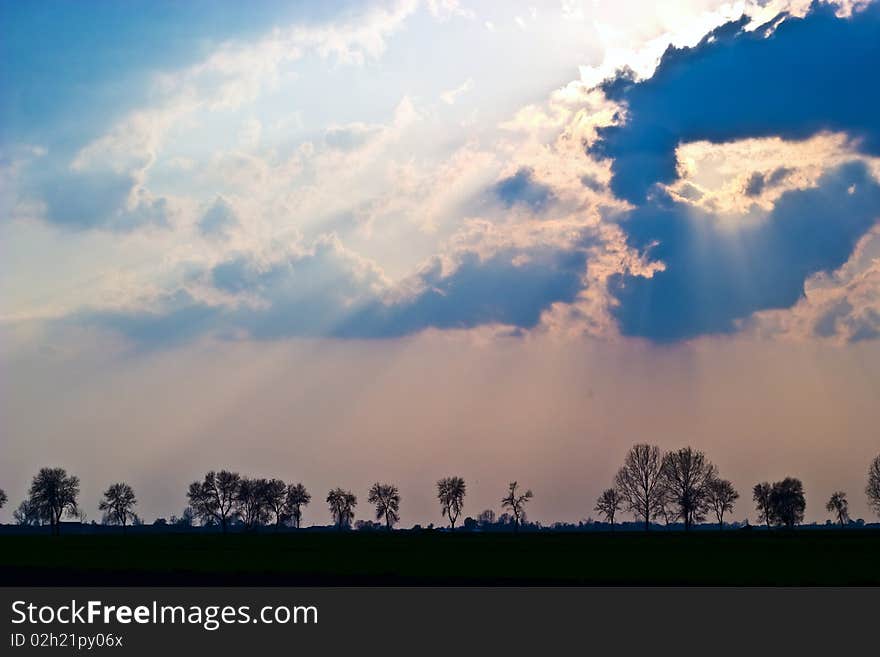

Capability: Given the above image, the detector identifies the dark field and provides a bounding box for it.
[1,531,879,586]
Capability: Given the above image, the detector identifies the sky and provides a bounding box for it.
[1,0,879,526]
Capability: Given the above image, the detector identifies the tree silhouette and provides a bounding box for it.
[477,509,495,527]
[187,470,241,533]
[752,482,773,529]
[705,478,739,530]
[0,488,6,510]
[594,488,622,530]
[659,447,716,531]
[867,454,880,518]
[825,491,849,527]
[171,507,195,528]
[286,483,311,529]
[653,487,677,529]
[501,481,533,532]
[368,483,401,530]
[98,482,137,533]
[769,477,806,529]
[13,500,41,526]
[437,476,466,530]
[236,477,270,530]
[28,468,80,536]
[262,479,289,530]
[326,488,357,530]
[615,444,663,531]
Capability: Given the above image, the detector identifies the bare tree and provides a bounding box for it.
[653,487,677,528]
[262,479,289,530]
[28,467,80,536]
[98,482,137,533]
[187,470,241,533]
[236,478,269,530]
[826,491,849,527]
[326,488,357,530]
[286,483,311,529]
[753,482,773,529]
[0,488,6,510]
[615,444,663,531]
[705,478,739,530]
[594,488,622,530]
[769,477,806,529]
[368,483,401,530]
[867,454,880,519]
[501,481,533,532]
[437,476,466,530]
[659,447,716,530]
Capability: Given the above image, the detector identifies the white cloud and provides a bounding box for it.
[440,78,474,105]
[426,0,475,20]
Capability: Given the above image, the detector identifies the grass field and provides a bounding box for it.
[1,530,879,585]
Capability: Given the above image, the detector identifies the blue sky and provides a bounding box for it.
[2,0,880,525]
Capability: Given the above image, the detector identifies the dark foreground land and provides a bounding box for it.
[1,530,879,585]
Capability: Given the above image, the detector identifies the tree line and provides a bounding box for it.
[2,450,879,535]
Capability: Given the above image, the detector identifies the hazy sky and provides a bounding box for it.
[2,0,879,525]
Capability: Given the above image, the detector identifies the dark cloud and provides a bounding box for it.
[743,171,765,197]
[744,166,794,197]
[610,161,880,341]
[591,4,880,204]
[766,166,793,186]
[580,174,604,192]
[80,239,589,345]
[676,182,704,201]
[494,168,555,211]
[29,167,170,231]
[198,197,239,239]
[221,239,387,340]
[591,4,880,342]
[336,247,588,338]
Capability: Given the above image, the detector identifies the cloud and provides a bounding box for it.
[493,167,555,211]
[591,4,880,204]
[582,4,880,342]
[609,161,880,341]
[743,166,793,197]
[31,168,172,231]
[338,245,589,337]
[198,196,240,239]
[76,230,591,346]
[426,0,475,21]
[440,77,474,105]
[324,123,384,151]
[747,224,880,343]
[15,1,419,234]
